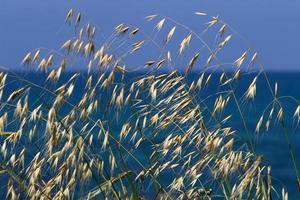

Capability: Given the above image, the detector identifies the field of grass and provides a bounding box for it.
[0,8,299,199]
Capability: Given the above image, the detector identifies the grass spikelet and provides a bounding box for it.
[250,52,258,66]
[149,82,157,102]
[22,52,32,65]
[196,73,204,89]
[167,51,172,62]
[274,82,278,97]
[219,24,227,36]
[179,34,192,54]
[234,51,247,68]
[131,40,144,53]
[218,35,232,50]
[293,105,300,123]
[155,18,165,31]
[32,49,40,63]
[276,107,283,122]
[156,58,165,69]
[195,12,207,16]
[205,74,212,87]
[131,27,139,35]
[206,16,218,28]
[245,76,257,100]
[205,54,213,67]
[117,25,129,34]
[76,12,81,25]
[165,26,176,45]
[145,60,155,67]
[38,58,47,71]
[145,14,157,21]
[255,115,264,134]
[185,53,200,75]
[65,8,74,23]
[46,54,54,67]
[61,40,72,52]
[7,88,26,103]
[282,188,288,200]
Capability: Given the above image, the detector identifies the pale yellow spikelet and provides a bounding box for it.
[205,54,214,67]
[46,54,54,67]
[76,12,81,25]
[66,83,75,97]
[65,8,74,23]
[293,105,300,123]
[115,65,126,75]
[120,122,131,141]
[274,82,278,97]
[149,82,157,102]
[185,53,199,75]
[131,28,139,35]
[13,99,22,118]
[131,40,144,53]
[150,113,159,125]
[0,140,6,158]
[92,27,97,39]
[234,51,247,68]
[196,73,204,90]
[38,58,47,71]
[145,14,157,21]
[116,87,124,108]
[85,76,92,89]
[218,35,232,50]
[282,188,288,200]
[219,24,227,36]
[59,59,67,70]
[267,166,271,199]
[62,40,72,52]
[255,115,263,133]
[102,131,109,150]
[30,105,41,122]
[276,107,283,122]
[167,51,172,62]
[145,60,155,67]
[195,12,207,16]
[79,28,83,40]
[7,88,26,102]
[156,59,165,69]
[233,69,240,80]
[165,26,176,45]
[245,76,257,100]
[77,41,83,53]
[266,119,271,131]
[86,23,91,36]
[179,34,192,54]
[115,23,124,32]
[206,16,218,28]
[117,26,129,34]
[125,93,131,105]
[33,49,40,63]
[22,52,32,65]
[205,74,212,86]
[250,52,258,66]
[47,70,57,81]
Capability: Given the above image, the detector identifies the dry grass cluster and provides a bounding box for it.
[0,8,299,200]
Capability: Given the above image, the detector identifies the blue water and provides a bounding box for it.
[0,71,299,199]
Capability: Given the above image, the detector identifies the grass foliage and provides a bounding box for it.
[0,8,299,200]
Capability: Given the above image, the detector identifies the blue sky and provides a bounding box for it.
[0,0,300,71]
